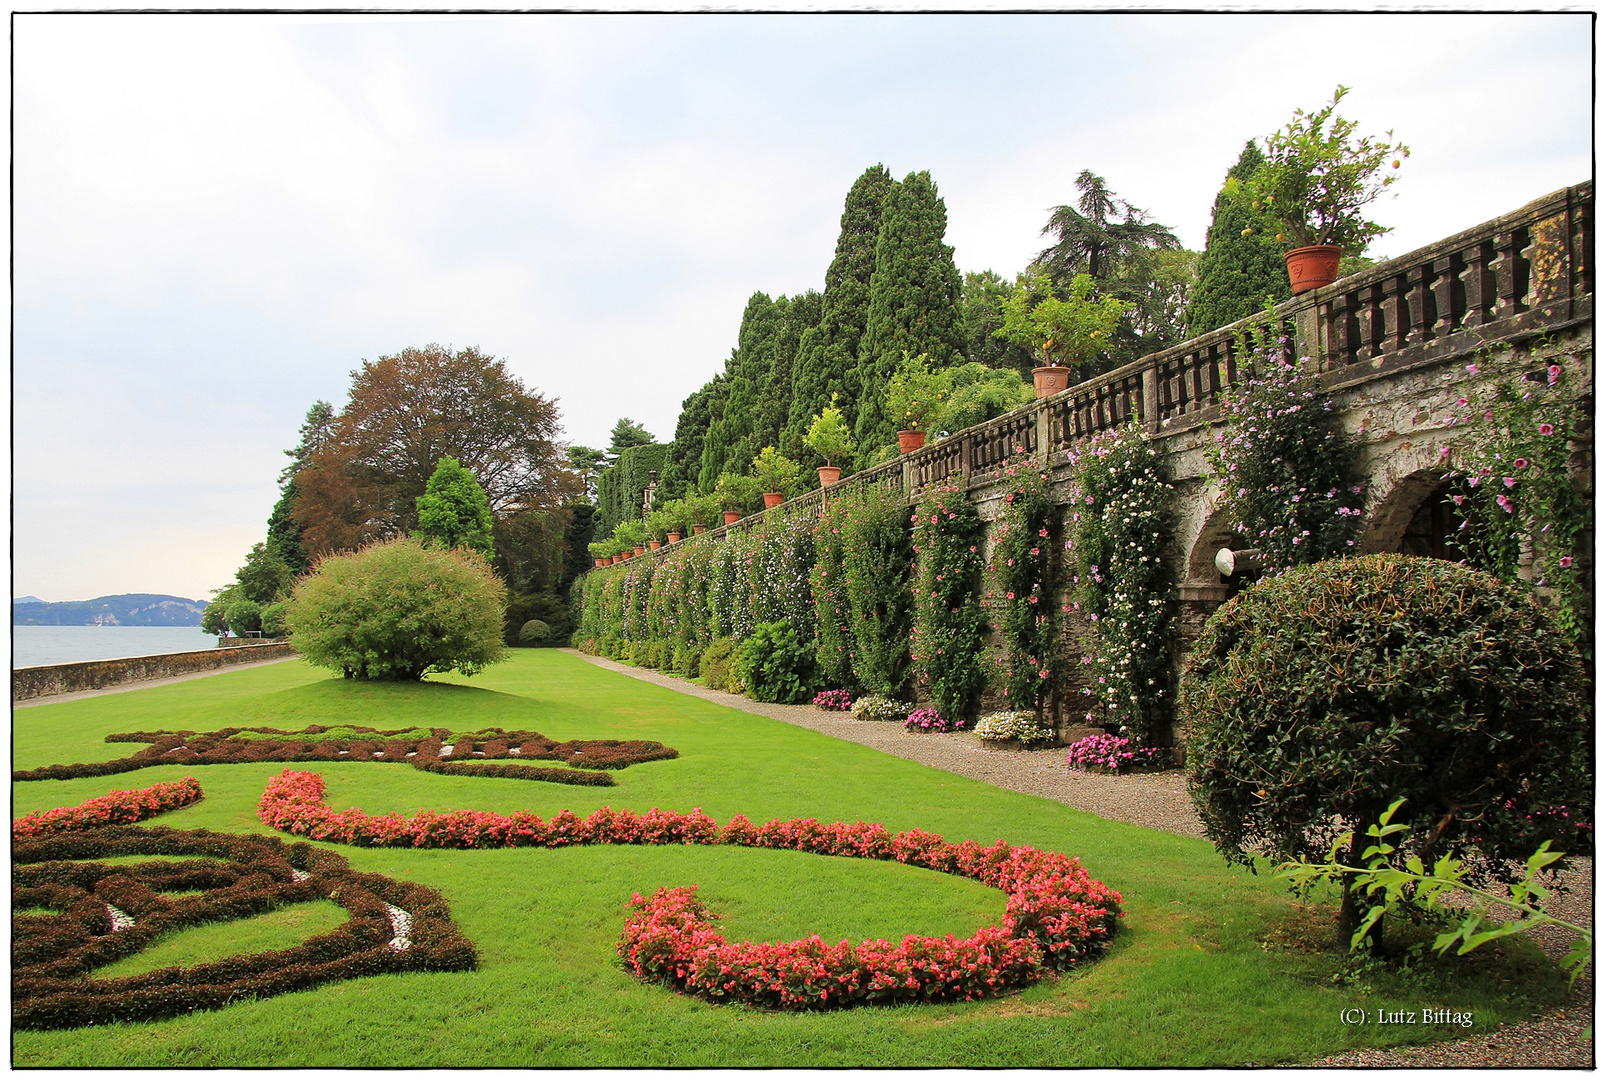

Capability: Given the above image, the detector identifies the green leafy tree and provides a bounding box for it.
[224,599,263,636]
[802,397,856,467]
[750,447,801,498]
[235,542,295,605]
[566,446,607,500]
[260,602,290,637]
[961,270,1036,380]
[883,353,952,434]
[1185,141,1293,337]
[784,165,897,454]
[287,536,508,681]
[996,273,1128,379]
[854,171,966,457]
[415,456,496,556]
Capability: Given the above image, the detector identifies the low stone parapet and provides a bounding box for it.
[12,642,297,702]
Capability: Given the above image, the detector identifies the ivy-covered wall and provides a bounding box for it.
[595,443,673,538]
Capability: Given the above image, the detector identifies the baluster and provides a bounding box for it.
[1489,228,1528,320]
[1430,253,1464,338]
[1460,240,1496,327]
[1403,264,1435,346]
[1378,273,1407,355]
[1351,282,1384,360]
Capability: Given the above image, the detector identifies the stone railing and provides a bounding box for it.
[597,181,1592,568]
[13,641,298,702]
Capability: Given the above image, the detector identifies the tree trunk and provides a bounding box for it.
[1334,823,1383,955]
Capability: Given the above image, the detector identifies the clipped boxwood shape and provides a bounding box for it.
[13,822,475,1030]
[1182,553,1592,878]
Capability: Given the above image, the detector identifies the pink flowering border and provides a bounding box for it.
[258,769,1123,1009]
[12,778,204,841]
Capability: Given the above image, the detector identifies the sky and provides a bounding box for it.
[12,11,1593,603]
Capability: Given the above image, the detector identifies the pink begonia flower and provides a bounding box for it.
[1560,556,1575,568]
[1539,423,1555,435]
[1503,476,1517,488]
[1514,458,1529,469]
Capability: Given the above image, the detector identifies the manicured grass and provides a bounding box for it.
[11,651,1569,1067]
[96,900,351,979]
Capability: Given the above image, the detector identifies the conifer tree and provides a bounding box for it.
[852,170,965,457]
[659,379,719,500]
[698,292,784,491]
[783,166,896,453]
[1184,141,1292,336]
[763,290,822,461]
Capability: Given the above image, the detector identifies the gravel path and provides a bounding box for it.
[571,650,1593,1068]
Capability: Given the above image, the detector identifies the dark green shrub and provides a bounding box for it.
[225,600,263,636]
[1182,554,1591,942]
[812,495,857,693]
[700,637,739,692]
[737,621,820,704]
[518,619,552,646]
[259,602,290,638]
[286,537,507,681]
[670,643,702,678]
[910,483,987,724]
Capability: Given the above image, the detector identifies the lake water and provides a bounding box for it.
[13,625,223,668]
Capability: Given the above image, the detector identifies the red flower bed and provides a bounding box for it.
[258,769,1123,1009]
[12,778,204,842]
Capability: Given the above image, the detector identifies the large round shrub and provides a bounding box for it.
[736,620,819,704]
[1182,554,1590,887]
[287,537,508,681]
[224,599,263,636]
[518,619,552,646]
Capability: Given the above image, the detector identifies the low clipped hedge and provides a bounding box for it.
[1182,554,1592,881]
[12,824,476,1030]
[13,725,679,788]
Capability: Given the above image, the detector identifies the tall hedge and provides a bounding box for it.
[596,442,673,537]
[841,483,915,698]
[910,484,988,723]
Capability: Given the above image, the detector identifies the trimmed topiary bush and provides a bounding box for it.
[735,621,819,704]
[518,619,552,646]
[287,537,507,681]
[1182,553,1591,946]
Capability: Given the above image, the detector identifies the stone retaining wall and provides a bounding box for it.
[12,642,298,702]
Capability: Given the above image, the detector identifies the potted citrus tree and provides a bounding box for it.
[995,273,1127,398]
[804,396,856,485]
[884,352,952,452]
[1236,85,1409,293]
[683,492,721,534]
[715,472,762,524]
[751,446,802,509]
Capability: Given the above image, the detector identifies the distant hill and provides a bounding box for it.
[13,594,207,626]
[14,595,45,605]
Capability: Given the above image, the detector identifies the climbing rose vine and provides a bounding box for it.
[1065,423,1178,745]
[986,451,1058,711]
[910,483,988,725]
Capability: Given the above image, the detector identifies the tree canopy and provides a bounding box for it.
[415,456,496,556]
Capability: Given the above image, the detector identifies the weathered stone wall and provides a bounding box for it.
[13,642,298,702]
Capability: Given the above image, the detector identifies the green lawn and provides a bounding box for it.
[11,650,1567,1067]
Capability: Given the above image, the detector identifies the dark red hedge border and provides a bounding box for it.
[12,825,477,1030]
[12,724,678,787]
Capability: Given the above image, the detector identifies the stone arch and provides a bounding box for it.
[1184,493,1241,586]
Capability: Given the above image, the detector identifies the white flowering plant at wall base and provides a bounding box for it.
[1064,423,1178,747]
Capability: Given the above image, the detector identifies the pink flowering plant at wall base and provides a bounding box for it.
[812,689,853,711]
[910,483,988,725]
[1442,342,1592,651]
[1205,316,1363,574]
[1066,733,1167,774]
[1064,423,1178,746]
[903,708,965,733]
[986,451,1058,712]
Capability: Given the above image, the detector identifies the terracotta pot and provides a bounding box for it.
[1032,366,1071,399]
[633,545,646,557]
[648,540,661,551]
[692,523,707,535]
[594,558,605,568]
[897,430,927,453]
[723,510,742,525]
[1284,244,1344,294]
[666,531,682,543]
[817,465,842,486]
[763,492,785,509]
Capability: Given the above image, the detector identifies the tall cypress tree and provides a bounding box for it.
[761,290,822,461]
[783,166,896,454]
[659,379,719,500]
[698,292,784,490]
[1184,141,1292,337]
[852,170,965,458]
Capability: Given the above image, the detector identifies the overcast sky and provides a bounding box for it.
[13,11,1592,603]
